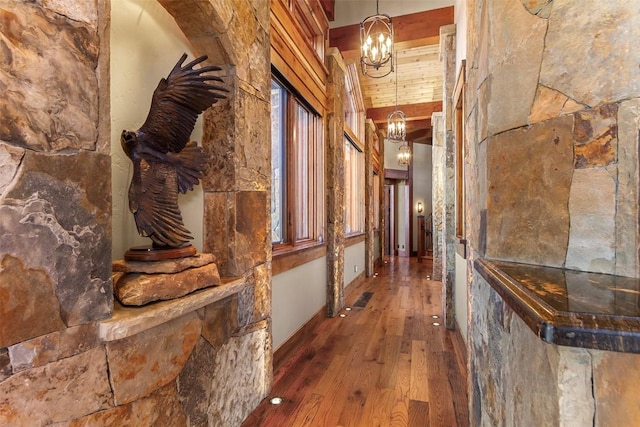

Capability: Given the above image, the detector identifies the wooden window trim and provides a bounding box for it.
[453,60,467,256]
[272,241,327,275]
[345,233,365,247]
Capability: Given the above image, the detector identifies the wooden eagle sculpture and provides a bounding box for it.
[121,54,228,249]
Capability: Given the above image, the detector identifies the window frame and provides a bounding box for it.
[271,74,325,255]
[454,61,467,258]
[344,130,365,237]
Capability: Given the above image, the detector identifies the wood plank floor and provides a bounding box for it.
[242,256,468,427]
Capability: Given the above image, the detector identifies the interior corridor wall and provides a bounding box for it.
[111,0,204,260]
[412,144,433,252]
[455,252,468,339]
[272,257,327,349]
[396,182,408,254]
[344,241,366,286]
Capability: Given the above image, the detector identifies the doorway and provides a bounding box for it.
[384,180,410,257]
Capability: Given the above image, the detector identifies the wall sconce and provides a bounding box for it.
[417,202,423,214]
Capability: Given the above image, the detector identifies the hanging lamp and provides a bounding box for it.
[387,52,406,142]
[397,142,411,166]
[360,0,394,78]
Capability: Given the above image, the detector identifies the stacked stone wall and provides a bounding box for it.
[464,1,640,425]
[0,0,272,425]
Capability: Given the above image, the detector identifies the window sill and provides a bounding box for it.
[272,241,327,275]
[345,233,365,247]
[98,276,247,342]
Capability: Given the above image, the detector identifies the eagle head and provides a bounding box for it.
[120,130,138,159]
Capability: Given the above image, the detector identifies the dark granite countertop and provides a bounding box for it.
[475,258,640,353]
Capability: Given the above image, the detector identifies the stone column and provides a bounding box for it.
[431,112,445,281]
[325,49,346,317]
[365,119,376,277]
[378,129,386,262]
[440,24,457,330]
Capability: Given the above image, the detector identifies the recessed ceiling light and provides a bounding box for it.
[345,307,352,311]
[432,315,439,319]
[269,397,283,405]
[432,322,440,326]
[339,313,347,318]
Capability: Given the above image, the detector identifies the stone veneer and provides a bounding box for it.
[457,0,640,425]
[0,0,272,425]
[431,112,445,283]
[325,49,346,317]
[439,24,458,329]
[471,273,640,426]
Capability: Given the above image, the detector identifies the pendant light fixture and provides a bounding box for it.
[387,51,406,142]
[398,142,411,166]
[360,0,394,78]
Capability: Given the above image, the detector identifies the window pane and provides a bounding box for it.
[295,102,310,240]
[373,172,380,229]
[345,137,364,234]
[344,139,351,234]
[271,73,323,249]
[271,80,286,244]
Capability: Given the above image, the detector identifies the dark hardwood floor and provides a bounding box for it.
[242,256,469,427]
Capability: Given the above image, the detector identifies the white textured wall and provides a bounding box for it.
[455,0,467,75]
[412,144,433,251]
[111,0,204,259]
[396,182,408,253]
[344,241,366,286]
[384,139,408,171]
[272,257,327,349]
[454,251,467,339]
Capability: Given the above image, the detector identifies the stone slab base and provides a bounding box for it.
[114,260,221,306]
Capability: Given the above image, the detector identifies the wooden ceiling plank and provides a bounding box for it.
[328,6,454,53]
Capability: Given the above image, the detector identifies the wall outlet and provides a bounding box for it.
[354,265,358,273]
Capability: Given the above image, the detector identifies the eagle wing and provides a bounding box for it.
[138,53,228,154]
[129,158,193,247]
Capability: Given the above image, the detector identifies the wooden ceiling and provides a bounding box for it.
[329,6,454,144]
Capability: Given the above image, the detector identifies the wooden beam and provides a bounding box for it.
[320,0,334,21]
[407,127,432,141]
[385,168,409,180]
[329,7,454,54]
[367,101,442,123]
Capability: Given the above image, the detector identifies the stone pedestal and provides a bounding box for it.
[113,253,221,306]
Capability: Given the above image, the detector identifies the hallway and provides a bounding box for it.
[243,257,468,427]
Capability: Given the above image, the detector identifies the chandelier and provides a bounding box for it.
[360,0,394,78]
[387,54,406,142]
[397,142,411,166]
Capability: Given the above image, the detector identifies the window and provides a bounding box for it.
[271,76,324,249]
[344,65,365,140]
[454,62,466,241]
[344,136,364,235]
[271,80,286,244]
[373,171,380,230]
